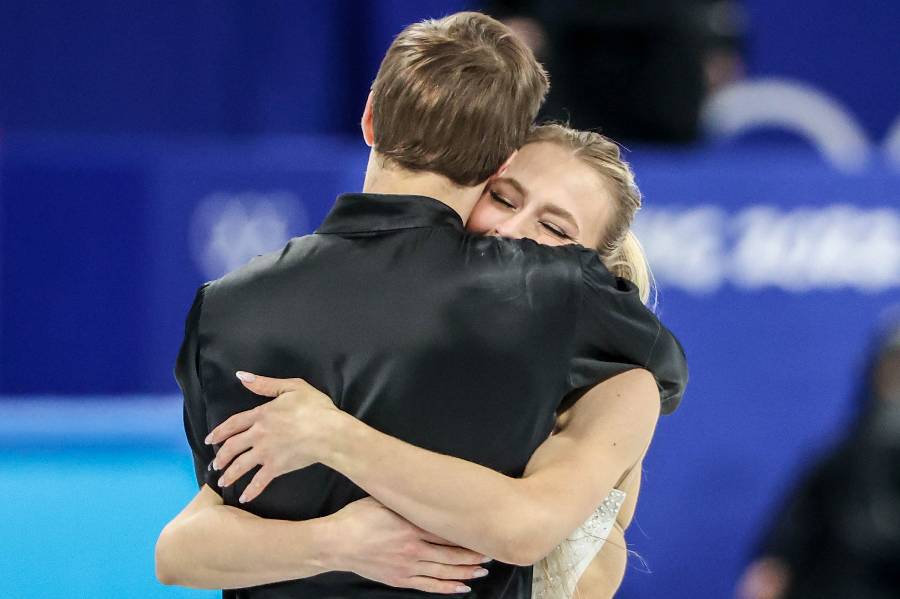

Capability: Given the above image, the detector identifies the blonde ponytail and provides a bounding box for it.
[604,230,655,306]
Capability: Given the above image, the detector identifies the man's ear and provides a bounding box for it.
[361,91,375,147]
[496,150,518,177]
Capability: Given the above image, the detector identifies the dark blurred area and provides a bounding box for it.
[4,1,899,144]
[486,0,746,143]
[738,314,900,599]
[0,1,745,144]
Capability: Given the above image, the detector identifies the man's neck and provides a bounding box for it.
[361,151,482,223]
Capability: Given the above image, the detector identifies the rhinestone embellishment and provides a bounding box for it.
[532,489,627,599]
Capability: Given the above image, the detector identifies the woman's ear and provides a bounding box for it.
[361,91,375,147]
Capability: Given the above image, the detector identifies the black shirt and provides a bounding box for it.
[176,193,688,599]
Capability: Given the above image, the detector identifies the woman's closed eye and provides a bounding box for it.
[540,222,572,240]
[489,190,516,209]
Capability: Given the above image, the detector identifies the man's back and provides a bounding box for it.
[178,193,686,598]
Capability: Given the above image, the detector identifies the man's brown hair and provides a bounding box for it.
[370,12,549,187]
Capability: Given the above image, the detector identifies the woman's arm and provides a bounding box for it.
[155,485,490,592]
[569,466,641,599]
[211,368,660,566]
[574,523,628,599]
[155,484,333,588]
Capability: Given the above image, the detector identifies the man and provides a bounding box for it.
[155,11,686,598]
[738,318,900,599]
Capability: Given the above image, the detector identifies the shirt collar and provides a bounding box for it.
[317,193,465,234]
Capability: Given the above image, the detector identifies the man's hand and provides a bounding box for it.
[205,372,345,503]
[332,497,491,594]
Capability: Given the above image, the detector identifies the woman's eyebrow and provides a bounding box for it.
[495,176,527,197]
[544,204,578,229]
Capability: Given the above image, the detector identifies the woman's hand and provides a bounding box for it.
[332,497,491,594]
[205,371,345,503]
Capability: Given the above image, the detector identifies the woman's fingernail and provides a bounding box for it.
[236,371,256,383]
[238,494,247,503]
[480,556,492,563]
[204,433,213,445]
[473,568,489,577]
[217,477,225,487]
[455,585,471,593]
[207,462,213,471]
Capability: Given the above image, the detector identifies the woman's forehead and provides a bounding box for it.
[510,144,593,187]
[508,142,570,173]
[507,144,608,205]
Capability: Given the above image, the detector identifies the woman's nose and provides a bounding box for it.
[494,214,528,239]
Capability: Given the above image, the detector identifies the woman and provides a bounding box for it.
[157,124,681,598]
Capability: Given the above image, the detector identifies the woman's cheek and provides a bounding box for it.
[465,201,501,234]
[539,235,568,247]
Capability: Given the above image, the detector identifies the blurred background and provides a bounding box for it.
[1,1,899,598]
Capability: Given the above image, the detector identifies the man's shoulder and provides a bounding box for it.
[464,234,579,264]
[470,236,619,287]
[205,234,326,300]
[569,245,635,294]
[202,229,623,304]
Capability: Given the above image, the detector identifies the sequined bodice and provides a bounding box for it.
[532,489,626,599]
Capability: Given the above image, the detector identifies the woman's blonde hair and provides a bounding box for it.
[526,124,651,597]
[524,124,654,305]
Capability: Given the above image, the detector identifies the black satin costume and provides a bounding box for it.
[176,193,688,599]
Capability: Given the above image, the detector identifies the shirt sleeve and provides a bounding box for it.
[562,250,688,415]
[174,282,221,493]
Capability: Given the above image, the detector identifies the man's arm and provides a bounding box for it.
[214,368,659,567]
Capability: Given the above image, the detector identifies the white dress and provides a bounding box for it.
[531,489,626,599]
